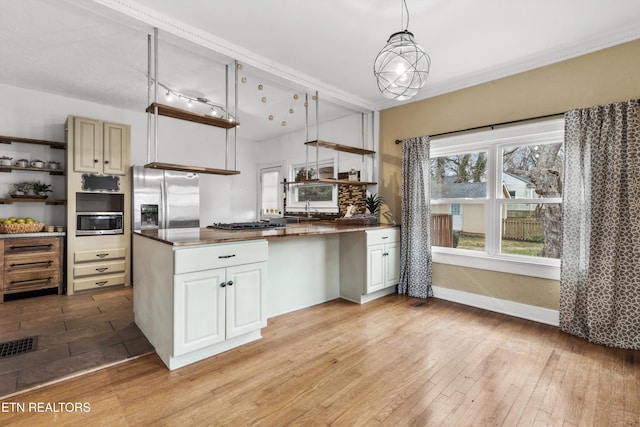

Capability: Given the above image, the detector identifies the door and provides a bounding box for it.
[259,165,284,218]
[173,268,226,356]
[366,244,385,294]
[103,122,129,175]
[384,242,400,288]
[73,117,102,173]
[164,170,200,228]
[131,166,163,230]
[225,262,266,339]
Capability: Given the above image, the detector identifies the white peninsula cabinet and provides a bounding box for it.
[339,227,400,304]
[132,234,267,370]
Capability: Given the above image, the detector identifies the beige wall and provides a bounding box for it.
[379,39,640,309]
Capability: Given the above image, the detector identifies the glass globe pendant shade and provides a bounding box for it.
[373,30,431,101]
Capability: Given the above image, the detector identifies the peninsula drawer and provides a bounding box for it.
[74,273,125,291]
[174,240,268,274]
[4,238,60,255]
[4,270,60,292]
[74,260,125,278]
[75,248,125,263]
[4,253,60,273]
[366,228,399,246]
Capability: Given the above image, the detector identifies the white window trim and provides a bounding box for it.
[430,119,564,279]
[287,158,339,213]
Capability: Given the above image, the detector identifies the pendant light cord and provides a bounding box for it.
[402,0,410,31]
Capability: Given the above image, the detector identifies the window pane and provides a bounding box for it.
[430,152,488,199]
[261,170,280,215]
[298,184,333,202]
[501,143,563,199]
[501,203,562,258]
[431,203,485,251]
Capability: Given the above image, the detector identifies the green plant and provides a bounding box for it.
[32,181,52,193]
[527,233,544,243]
[453,230,460,248]
[365,193,385,215]
[13,182,34,193]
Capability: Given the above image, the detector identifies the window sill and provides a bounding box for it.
[432,248,560,280]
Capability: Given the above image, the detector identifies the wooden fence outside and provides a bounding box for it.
[502,217,543,240]
[431,214,453,247]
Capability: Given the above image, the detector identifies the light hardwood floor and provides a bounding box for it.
[1,295,639,426]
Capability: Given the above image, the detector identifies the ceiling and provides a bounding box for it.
[2,0,640,141]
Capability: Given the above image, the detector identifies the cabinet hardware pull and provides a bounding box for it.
[104,160,109,164]
[383,252,389,256]
[96,253,109,258]
[10,277,52,285]
[218,254,236,259]
[220,282,227,287]
[95,267,108,272]
[95,281,108,286]
[227,280,234,286]
[9,244,53,251]
[9,260,53,268]
[94,159,99,163]
[381,236,389,239]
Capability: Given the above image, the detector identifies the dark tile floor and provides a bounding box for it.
[0,286,153,397]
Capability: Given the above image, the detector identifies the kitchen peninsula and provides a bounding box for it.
[132,222,399,369]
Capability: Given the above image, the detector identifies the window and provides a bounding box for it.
[287,159,338,213]
[259,165,283,218]
[429,119,564,278]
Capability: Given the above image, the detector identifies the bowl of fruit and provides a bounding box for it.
[0,217,44,234]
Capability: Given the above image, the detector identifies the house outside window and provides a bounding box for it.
[429,119,564,279]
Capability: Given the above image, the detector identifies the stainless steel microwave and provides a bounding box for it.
[76,212,123,236]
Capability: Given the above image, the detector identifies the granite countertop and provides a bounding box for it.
[133,222,399,247]
[0,231,66,239]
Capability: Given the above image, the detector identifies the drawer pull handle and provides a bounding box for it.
[9,244,53,251]
[95,267,108,272]
[95,281,108,286]
[218,254,236,259]
[381,236,389,239]
[10,277,52,286]
[96,253,109,258]
[9,260,53,269]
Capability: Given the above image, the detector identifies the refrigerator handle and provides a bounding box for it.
[160,177,167,229]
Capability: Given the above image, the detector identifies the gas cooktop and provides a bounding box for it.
[207,221,285,230]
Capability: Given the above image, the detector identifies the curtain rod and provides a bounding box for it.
[394,111,565,144]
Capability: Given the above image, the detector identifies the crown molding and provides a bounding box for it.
[376,22,640,111]
[88,0,377,112]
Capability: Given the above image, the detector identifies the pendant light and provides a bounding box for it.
[373,0,430,101]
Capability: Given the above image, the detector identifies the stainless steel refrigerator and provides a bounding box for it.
[131,165,200,230]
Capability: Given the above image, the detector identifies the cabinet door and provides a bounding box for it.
[73,117,102,173]
[384,242,400,288]
[366,244,385,294]
[174,268,226,356]
[103,122,129,176]
[225,262,266,339]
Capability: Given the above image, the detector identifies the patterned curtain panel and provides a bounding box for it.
[398,136,433,298]
[560,99,640,350]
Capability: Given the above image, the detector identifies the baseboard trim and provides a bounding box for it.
[432,286,559,326]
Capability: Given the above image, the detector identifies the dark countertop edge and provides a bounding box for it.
[0,231,66,239]
[132,224,399,247]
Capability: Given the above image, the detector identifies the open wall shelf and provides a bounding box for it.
[0,198,66,205]
[282,178,376,186]
[146,103,239,129]
[144,162,240,176]
[0,135,66,150]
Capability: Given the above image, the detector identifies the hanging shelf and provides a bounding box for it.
[304,140,375,156]
[144,162,239,175]
[145,28,240,176]
[145,103,239,129]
